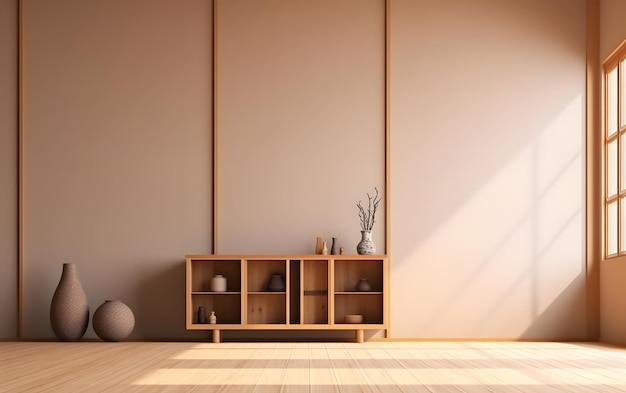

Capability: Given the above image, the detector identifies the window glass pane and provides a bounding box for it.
[619,198,626,252]
[608,200,618,256]
[608,66,618,137]
[608,138,618,197]
[621,59,626,129]
[621,134,626,192]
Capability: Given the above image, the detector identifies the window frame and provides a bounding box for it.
[603,42,626,259]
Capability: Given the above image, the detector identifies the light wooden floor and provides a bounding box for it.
[1,341,626,392]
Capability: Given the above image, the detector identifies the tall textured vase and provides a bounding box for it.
[50,263,89,341]
[356,230,376,255]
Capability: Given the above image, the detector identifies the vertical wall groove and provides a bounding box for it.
[585,0,600,341]
[17,0,24,339]
[212,0,218,254]
[384,0,391,337]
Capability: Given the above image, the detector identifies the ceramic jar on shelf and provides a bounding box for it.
[356,278,372,291]
[268,274,285,291]
[211,274,227,292]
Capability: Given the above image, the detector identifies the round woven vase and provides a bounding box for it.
[50,263,89,341]
[93,300,135,342]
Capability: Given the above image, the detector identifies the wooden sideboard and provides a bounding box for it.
[185,254,389,342]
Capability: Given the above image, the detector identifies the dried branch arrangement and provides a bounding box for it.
[357,187,382,231]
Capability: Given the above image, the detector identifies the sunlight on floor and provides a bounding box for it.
[132,342,626,387]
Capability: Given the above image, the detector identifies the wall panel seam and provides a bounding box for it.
[585,0,601,341]
[384,0,390,338]
[17,0,24,339]
[212,0,218,254]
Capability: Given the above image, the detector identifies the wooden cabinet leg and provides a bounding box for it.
[355,329,364,343]
[212,329,221,343]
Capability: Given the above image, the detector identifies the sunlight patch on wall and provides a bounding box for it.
[393,95,584,337]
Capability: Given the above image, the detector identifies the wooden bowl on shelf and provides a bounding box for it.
[345,314,363,324]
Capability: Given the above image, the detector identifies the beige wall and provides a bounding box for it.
[600,259,626,344]
[7,0,592,340]
[0,0,18,338]
[21,0,213,339]
[390,0,588,339]
[215,0,385,255]
[600,0,626,61]
[599,0,626,345]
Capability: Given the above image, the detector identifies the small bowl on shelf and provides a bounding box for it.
[344,314,363,324]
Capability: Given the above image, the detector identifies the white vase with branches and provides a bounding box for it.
[356,188,381,255]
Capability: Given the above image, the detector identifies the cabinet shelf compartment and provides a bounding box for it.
[334,293,383,324]
[191,293,241,325]
[334,258,384,293]
[334,291,383,295]
[247,259,287,292]
[190,259,242,292]
[247,293,286,324]
[303,259,328,324]
[289,260,301,324]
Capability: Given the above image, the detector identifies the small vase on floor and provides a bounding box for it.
[50,263,89,341]
[356,230,376,255]
[93,300,135,342]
